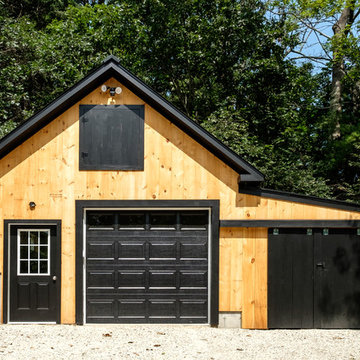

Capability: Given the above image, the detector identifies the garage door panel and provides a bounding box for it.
[86,295,208,323]
[149,241,177,260]
[148,300,177,319]
[87,241,115,260]
[118,300,146,319]
[118,270,146,289]
[87,270,115,290]
[180,270,208,289]
[87,299,116,320]
[149,270,177,289]
[85,210,209,323]
[118,241,146,260]
[180,239,208,260]
[180,300,208,318]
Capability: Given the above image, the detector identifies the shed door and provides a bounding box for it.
[9,225,61,323]
[269,228,360,329]
[314,229,360,328]
[85,210,209,323]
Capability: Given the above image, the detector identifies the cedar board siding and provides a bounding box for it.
[0,78,359,327]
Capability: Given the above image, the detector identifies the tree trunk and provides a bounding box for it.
[331,4,355,138]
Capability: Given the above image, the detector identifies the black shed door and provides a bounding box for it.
[269,228,360,329]
[85,210,209,323]
[9,225,61,323]
[314,229,360,328]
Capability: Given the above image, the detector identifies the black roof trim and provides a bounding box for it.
[102,55,121,64]
[0,57,263,181]
[220,219,360,228]
[238,187,360,212]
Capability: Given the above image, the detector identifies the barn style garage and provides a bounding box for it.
[0,56,360,328]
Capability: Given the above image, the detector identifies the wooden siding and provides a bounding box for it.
[219,227,267,329]
[0,78,359,327]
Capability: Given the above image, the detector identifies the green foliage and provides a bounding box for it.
[0,0,359,202]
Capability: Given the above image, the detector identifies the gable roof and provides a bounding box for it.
[0,55,264,182]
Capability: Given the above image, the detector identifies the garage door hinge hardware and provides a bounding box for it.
[82,152,88,158]
[272,228,279,235]
[357,228,360,236]
[323,228,329,236]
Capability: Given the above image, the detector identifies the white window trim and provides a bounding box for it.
[17,229,50,276]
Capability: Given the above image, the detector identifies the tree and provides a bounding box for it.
[0,0,357,200]
[269,0,360,138]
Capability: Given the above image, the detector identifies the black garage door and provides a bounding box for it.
[268,228,360,328]
[85,210,209,323]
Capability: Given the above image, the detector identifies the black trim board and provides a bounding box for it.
[0,55,263,182]
[75,199,219,326]
[2,220,61,324]
[238,187,360,212]
[220,220,360,228]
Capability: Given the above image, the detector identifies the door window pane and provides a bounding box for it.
[30,261,38,273]
[40,246,48,259]
[20,246,28,259]
[39,261,48,274]
[30,246,38,259]
[20,261,28,274]
[18,230,50,275]
[20,232,28,244]
[40,231,48,244]
[30,232,38,244]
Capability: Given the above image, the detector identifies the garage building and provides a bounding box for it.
[1,56,360,328]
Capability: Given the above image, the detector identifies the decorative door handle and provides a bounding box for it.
[316,262,325,268]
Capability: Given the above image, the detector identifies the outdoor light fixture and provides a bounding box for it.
[29,201,36,210]
[101,85,122,96]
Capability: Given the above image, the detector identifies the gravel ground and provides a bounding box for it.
[0,325,359,360]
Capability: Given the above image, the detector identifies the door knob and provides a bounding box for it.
[52,276,57,281]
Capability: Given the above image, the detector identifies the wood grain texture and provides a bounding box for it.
[0,77,359,325]
[241,228,268,329]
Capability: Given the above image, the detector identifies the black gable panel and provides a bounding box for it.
[79,105,144,170]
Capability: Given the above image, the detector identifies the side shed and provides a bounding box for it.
[0,56,359,328]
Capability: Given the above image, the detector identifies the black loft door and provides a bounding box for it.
[9,224,61,322]
[269,228,360,329]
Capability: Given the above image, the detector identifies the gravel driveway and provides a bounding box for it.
[0,325,359,359]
